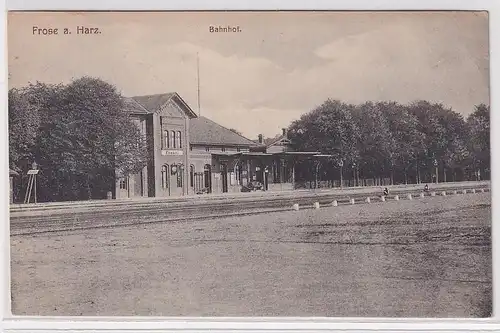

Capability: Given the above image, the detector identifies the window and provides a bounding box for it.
[221,147,226,152]
[204,164,211,190]
[164,130,169,148]
[119,178,127,190]
[237,148,241,152]
[177,131,182,149]
[161,165,169,189]
[235,165,241,185]
[273,160,280,183]
[190,145,193,151]
[176,164,183,187]
[190,165,195,187]
[171,131,176,148]
[205,147,210,152]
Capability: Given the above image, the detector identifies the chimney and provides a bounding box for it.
[258,134,263,144]
[282,128,288,137]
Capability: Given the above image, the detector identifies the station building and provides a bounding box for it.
[116,92,321,199]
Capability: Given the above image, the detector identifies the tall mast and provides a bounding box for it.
[197,52,201,117]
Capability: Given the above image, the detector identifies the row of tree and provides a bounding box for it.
[288,100,490,185]
[9,76,490,202]
[9,77,148,202]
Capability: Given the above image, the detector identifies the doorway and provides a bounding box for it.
[221,164,228,193]
[204,164,212,193]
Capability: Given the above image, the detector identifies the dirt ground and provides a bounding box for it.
[10,193,491,317]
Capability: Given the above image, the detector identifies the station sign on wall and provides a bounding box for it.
[161,150,184,156]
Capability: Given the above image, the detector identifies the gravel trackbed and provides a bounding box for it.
[11,193,491,317]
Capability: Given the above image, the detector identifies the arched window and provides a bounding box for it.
[177,131,182,149]
[235,165,241,185]
[161,165,169,189]
[164,130,169,148]
[176,164,183,188]
[171,131,176,148]
[190,165,195,187]
[204,164,211,191]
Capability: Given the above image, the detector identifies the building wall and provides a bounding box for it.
[116,99,300,199]
[188,146,212,194]
[115,101,192,199]
[153,101,189,197]
[188,145,251,195]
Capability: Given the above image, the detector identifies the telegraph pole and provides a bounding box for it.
[339,159,344,189]
[197,52,201,117]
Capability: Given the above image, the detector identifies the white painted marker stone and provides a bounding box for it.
[292,203,299,211]
[453,190,457,195]
[365,197,371,203]
[407,194,413,200]
[332,200,338,207]
[441,191,447,196]
[394,195,399,201]
[420,193,425,198]
[313,202,320,209]
[431,192,436,197]
[472,189,476,194]
[462,189,467,194]
[480,189,485,193]
[380,196,386,202]
[350,198,355,205]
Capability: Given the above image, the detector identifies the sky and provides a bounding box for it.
[8,11,489,139]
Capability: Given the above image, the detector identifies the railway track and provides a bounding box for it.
[10,185,490,236]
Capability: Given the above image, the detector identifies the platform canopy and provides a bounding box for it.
[211,151,322,159]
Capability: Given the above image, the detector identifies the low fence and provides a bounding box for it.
[295,178,393,189]
[10,182,491,235]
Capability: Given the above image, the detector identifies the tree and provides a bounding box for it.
[9,82,63,202]
[405,101,450,183]
[289,100,359,161]
[435,106,470,182]
[378,101,425,184]
[9,76,148,202]
[287,98,482,187]
[351,102,394,183]
[288,99,359,185]
[8,88,40,170]
[468,103,490,180]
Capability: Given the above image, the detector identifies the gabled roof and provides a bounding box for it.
[266,135,293,148]
[266,135,286,146]
[125,92,197,118]
[130,93,176,112]
[189,117,259,147]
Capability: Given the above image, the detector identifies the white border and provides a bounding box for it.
[2,0,499,332]
[2,0,499,11]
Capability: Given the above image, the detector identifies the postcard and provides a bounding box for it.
[7,11,491,317]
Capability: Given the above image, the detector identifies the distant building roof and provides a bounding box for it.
[189,117,259,147]
[265,135,285,146]
[122,97,149,114]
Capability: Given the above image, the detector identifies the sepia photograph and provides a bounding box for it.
[7,11,491,317]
